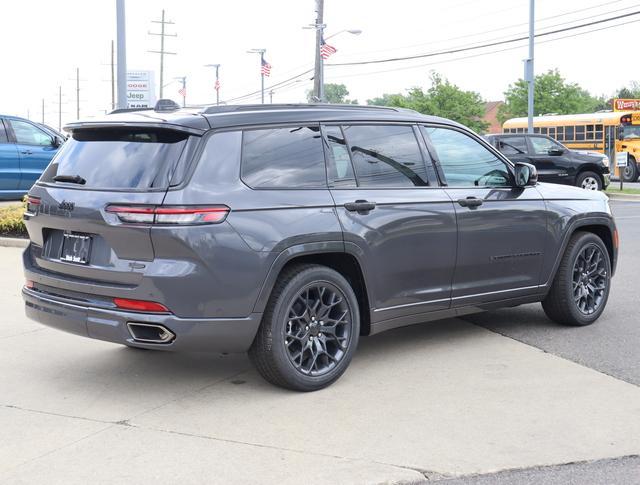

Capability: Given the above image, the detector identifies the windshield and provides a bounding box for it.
[40,128,190,189]
[622,125,640,140]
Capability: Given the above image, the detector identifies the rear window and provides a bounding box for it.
[41,128,190,189]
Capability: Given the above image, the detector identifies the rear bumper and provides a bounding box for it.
[22,287,262,353]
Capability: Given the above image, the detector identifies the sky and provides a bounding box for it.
[1,0,638,129]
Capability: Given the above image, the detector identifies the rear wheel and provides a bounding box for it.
[622,157,638,182]
[542,232,611,326]
[576,171,602,191]
[249,264,360,391]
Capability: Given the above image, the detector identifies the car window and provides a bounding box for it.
[497,136,527,155]
[40,128,190,189]
[529,136,563,155]
[0,120,8,143]
[8,119,52,146]
[424,126,511,187]
[241,126,326,189]
[324,125,356,187]
[342,124,428,187]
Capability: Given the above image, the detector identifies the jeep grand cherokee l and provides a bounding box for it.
[22,104,618,391]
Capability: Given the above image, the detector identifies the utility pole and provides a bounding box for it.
[312,0,324,102]
[148,9,176,99]
[58,86,62,131]
[41,99,45,124]
[110,40,116,110]
[204,64,221,105]
[526,0,535,133]
[269,89,274,104]
[76,67,80,119]
[116,0,127,109]
[247,49,267,104]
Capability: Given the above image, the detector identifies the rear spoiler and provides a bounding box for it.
[63,121,205,136]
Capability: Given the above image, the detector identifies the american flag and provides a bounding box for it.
[261,58,272,77]
[178,87,186,97]
[214,78,220,91]
[320,37,337,59]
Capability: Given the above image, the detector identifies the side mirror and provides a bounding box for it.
[547,147,564,156]
[514,162,538,187]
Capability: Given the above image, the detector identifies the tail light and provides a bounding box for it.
[26,196,41,214]
[113,298,170,313]
[105,205,229,225]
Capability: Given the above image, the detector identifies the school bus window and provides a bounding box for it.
[565,126,574,140]
[541,127,547,135]
[534,127,540,134]
[548,127,556,138]
[587,124,594,131]
[517,128,525,133]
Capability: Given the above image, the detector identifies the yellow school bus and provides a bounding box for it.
[503,102,640,181]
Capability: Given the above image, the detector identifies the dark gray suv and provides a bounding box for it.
[22,104,618,391]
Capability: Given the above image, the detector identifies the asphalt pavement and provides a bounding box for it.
[0,200,639,484]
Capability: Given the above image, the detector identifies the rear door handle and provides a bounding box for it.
[344,200,376,213]
[20,150,33,155]
[457,197,483,208]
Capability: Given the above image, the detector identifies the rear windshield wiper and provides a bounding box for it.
[52,174,86,185]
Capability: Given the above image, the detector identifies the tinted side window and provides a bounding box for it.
[343,124,428,187]
[425,127,511,187]
[324,125,356,187]
[241,126,326,188]
[497,136,527,155]
[8,119,52,146]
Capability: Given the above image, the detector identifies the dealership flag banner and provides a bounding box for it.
[613,99,640,111]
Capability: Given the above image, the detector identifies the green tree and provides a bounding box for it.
[616,82,640,99]
[498,69,602,123]
[306,83,357,104]
[367,72,489,133]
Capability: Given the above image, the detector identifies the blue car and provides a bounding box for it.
[0,115,63,199]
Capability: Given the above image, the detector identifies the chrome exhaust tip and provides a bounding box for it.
[127,322,175,344]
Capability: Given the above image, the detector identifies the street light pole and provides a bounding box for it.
[312,0,324,102]
[247,49,267,104]
[527,0,535,133]
[115,0,127,109]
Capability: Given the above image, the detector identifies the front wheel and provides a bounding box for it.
[249,264,360,391]
[622,157,638,182]
[542,232,611,326]
[576,171,602,191]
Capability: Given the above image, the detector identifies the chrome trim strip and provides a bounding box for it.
[451,285,540,300]
[373,297,450,313]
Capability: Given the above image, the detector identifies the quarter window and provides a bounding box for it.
[425,127,511,187]
[0,120,8,143]
[342,125,428,187]
[241,126,326,188]
[8,119,52,146]
[324,125,356,187]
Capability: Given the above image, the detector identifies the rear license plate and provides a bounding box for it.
[60,233,92,264]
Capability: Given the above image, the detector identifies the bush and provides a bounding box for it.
[0,200,27,238]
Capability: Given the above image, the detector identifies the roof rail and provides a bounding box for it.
[200,103,401,114]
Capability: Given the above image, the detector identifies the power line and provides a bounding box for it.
[325,17,640,82]
[328,9,640,66]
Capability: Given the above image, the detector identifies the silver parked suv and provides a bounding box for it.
[22,104,618,391]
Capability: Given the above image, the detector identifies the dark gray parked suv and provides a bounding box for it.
[22,104,618,391]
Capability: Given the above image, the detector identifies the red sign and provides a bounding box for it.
[613,98,640,111]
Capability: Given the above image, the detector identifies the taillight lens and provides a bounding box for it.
[113,298,170,313]
[105,205,229,225]
[26,196,41,214]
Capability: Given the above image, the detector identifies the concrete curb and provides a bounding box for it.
[606,192,640,201]
[0,237,28,248]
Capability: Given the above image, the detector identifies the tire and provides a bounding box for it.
[249,264,360,391]
[542,232,611,326]
[622,157,638,182]
[576,171,602,191]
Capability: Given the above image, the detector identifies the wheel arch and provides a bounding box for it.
[575,165,605,187]
[253,242,373,335]
[543,217,617,291]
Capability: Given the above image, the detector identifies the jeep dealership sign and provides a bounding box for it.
[127,71,156,108]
